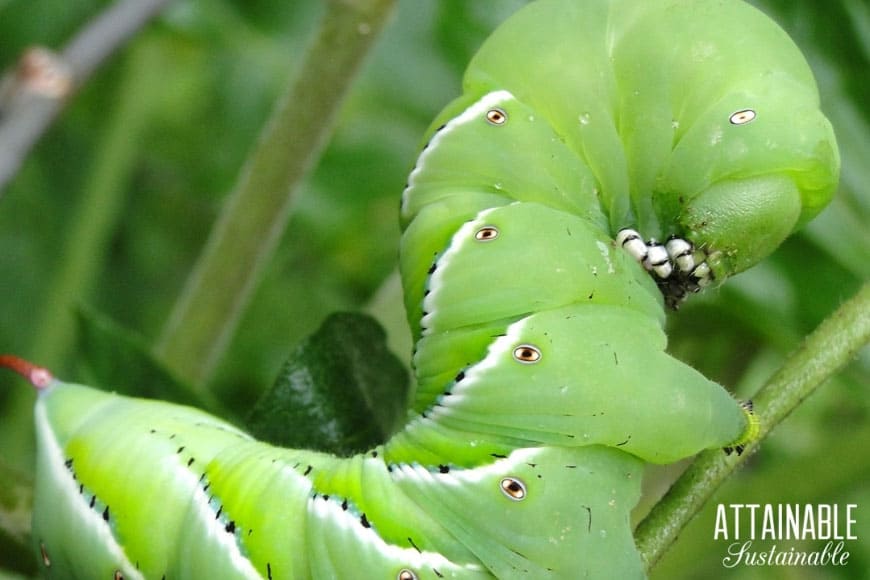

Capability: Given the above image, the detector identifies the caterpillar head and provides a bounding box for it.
[456,0,840,307]
[618,96,839,308]
[667,98,838,279]
[632,47,839,305]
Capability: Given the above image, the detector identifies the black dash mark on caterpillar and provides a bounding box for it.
[583,505,592,533]
[616,435,631,446]
[267,562,273,579]
[360,513,371,528]
[409,537,421,553]
[102,505,110,522]
[303,465,313,476]
[438,464,450,473]
[225,520,236,534]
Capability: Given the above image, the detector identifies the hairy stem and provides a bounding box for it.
[154,0,397,387]
[636,282,870,571]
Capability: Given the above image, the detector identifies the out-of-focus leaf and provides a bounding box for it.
[0,460,36,577]
[75,306,220,413]
[246,312,409,456]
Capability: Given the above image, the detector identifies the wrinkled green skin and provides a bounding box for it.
[29,0,837,578]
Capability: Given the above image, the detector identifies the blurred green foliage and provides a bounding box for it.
[0,0,866,577]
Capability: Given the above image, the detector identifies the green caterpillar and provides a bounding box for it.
[3,0,837,578]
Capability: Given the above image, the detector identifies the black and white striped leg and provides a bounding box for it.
[616,228,714,309]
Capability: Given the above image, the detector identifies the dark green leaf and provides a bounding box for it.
[246,312,409,455]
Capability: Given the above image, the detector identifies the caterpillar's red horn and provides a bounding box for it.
[0,355,54,389]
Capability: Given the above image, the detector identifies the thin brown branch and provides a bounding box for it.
[0,0,174,195]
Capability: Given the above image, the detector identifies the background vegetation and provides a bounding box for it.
[0,0,866,578]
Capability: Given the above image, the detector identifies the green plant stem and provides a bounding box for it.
[0,44,161,471]
[154,0,397,387]
[636,282,870,572]
[31,44,161,371]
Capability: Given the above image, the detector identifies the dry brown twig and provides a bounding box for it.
[0,0,174,195]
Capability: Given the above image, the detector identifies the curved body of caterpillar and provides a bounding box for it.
[9,0,835,578]
[31,383,648,579]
